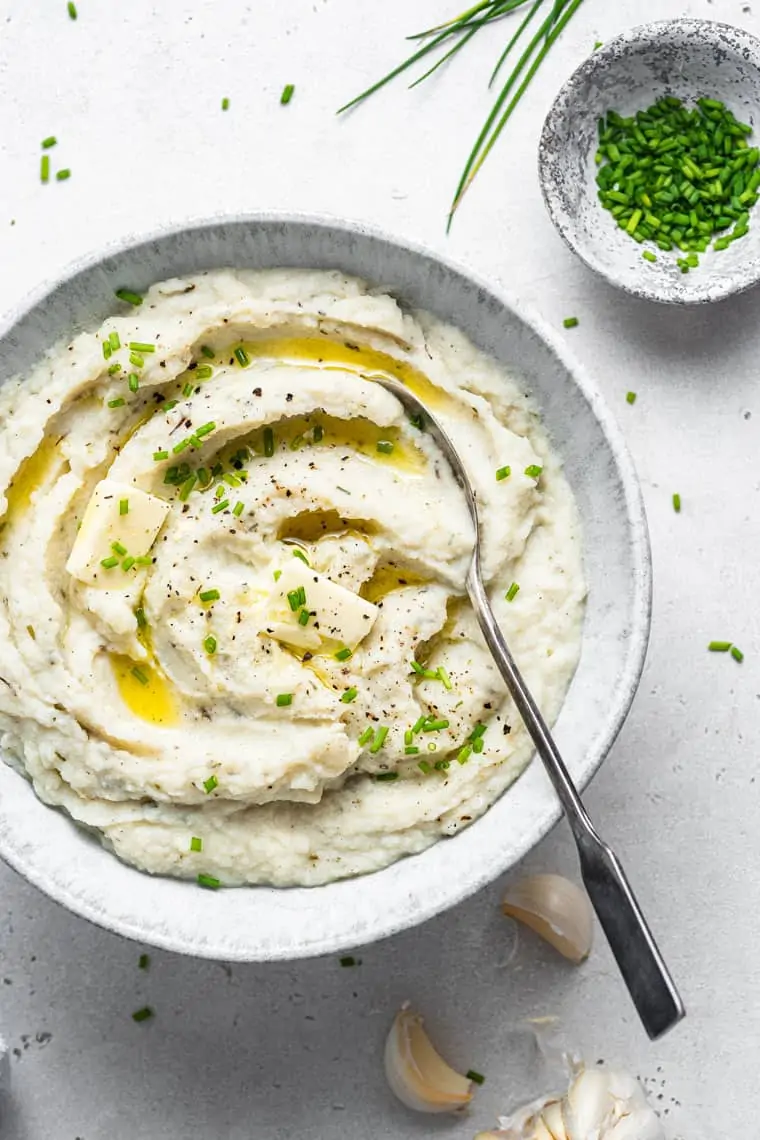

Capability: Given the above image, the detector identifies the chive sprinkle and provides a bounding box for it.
[197,873,221,890]
[708,641,732,652]
[437,666,452,690]
[211,499,229,514]
[273,569,282,581]
[313,424,324,442]
[369,725,390,753]
[134,556,152,566]
[341,687,358,703]
[358,726,375,747]
[203,635,217,656]
[495,465,511,481]
[108,397,125,408]
[221,97,230,111]
[41,136,57,149]
[281,83,295,105]
[138,954,150,970]
[56,169,71,182]
[203,774,219,793]
[505,582,520,602]
[412,715,426,735]
[376,440,394,455]
[263,427,275,457]
[457,744,472,764]
[128,373,139,393]
[233,501,244,517]
[199,588,220,603]
[642,250,657,263]
[297,609,310,626]
[123,556,137,573]
[563,317,579,329]
[100,555,119,569]
[107,363,121,375]
[340,955,357,966]
[130,666,149,686]
[234,346,250,367]
[292,548,310,565]
[190,836,203,852]
[153,450,169,461]
[129,351,144,369]
[135,606,147,628]
[418,759,432,774]
[672,493,681,513]
[132,1007,153,1023]
[405,746,420,755]
[200,345,215,359]
[102,340,112,360]
[40,155,50,184]
[375,771,398,781]
[287,590,300,612]
[466,1070,485,1085]
[108,331,120,351]
[335,646,352,661]
[423,718,449,732]
[114,288,143,307]
[119,498,129,516]
[731,646,744,662]
[196,421,216,437]
[626,391,637,405]
[276,692,293,707]
[524,464,543,478]
[182,382,194,398]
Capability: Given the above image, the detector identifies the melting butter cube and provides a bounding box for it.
[66,479,170,586]
[264,558,378,650]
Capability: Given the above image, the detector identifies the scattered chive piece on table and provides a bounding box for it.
[40,155,50,184]
[731,646,744,662]
[138,954,150,970]
[642,250,657,263]
[466,1070,485,1085]
[563,317,579,329]
[626,391,637,405]
[190,836,203,852]
[197,873,221,890]
[495,465,511,481]
[132,1007,153,1023]
[341,687,358,703]
[340,956,356,966]
[56,169,71,182]
[203,636,217,656]
[594,40,603,49]
[708,641,732,652]
[281,83,295,105]
[114,288,143,306]
[596,96,760,269]
[221,97,230,111]
[524,464,543,478]
[203,774,219,793]
[276,692,293,707]
[672,492,681,513]
[41,136,57,149]
[505,582,520,602]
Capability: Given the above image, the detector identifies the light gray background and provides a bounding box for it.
[0,0,751,1135]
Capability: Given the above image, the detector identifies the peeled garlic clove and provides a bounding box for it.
[384,1009,472,1114]
[564,1069,614,1137]
[502,874,593,964]
[606,1108,666,1140]
[540,1099,569,1140]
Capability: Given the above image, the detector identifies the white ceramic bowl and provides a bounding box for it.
[0,216,651,960]
[539,19,760,305]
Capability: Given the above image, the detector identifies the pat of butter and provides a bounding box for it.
[66,479,171,586]
[264,558,378,650]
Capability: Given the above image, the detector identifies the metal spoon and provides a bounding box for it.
[374,375,685,1041]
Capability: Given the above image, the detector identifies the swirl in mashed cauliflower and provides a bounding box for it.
[0,269,585,886]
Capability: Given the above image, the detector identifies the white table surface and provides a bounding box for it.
[0,0,753,1135]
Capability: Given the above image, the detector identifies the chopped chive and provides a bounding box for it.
[234,346,250,367]
[433,756,448,767]
[130,666,149,686]
[233,501,244,517]
[199,588,220,603]
[341,687,358,703]
[466,1070,485,1085]
[153,449,169,461]
[437,666,452,690]
[211,498,229,514]
[56,169,71,181]
[505,582,520,602]
[405,746,420,755]
[132,1007,153,1023]
[119,498,129,516]
[340,956,356,967]
[672,492,681,513]
[172,437,191,455]
[376,440,395,455]
[563,317,579,328]
[457,744,472,764]
[115,288,143,306]
[313,424,324,442]
[221,97,230,111]
[200,344,215,359]
[128,373,139,393]
[731,646,744,662]
[203,774,218,793]
[472,737,484,754]
[273,569,282,581]
[134,556,152,567]
[128,341,155,353]
[287,590,301,612]
[276,692,293,707]
[263,427,275,457]
[107,363,121,375]
[190,836,203,852]
[100,555,119,569]
[197,873,221,890]
[40,155,50,183]
[197,467,211,487]
[292,548,310,565]
[41,136,57,149]
[626,391,637,405]
[470,722,487,740]
[221,472,240,486]
[108,397,125,408]
[524,464,543,479]
[410,660,425,675]
[203,635,217,656]
[409,413,424,430]
[708,641,732,652]
[358,726,375,747]
[412,715,426,735]
[375,771,398,781]
[108,331,120,352]
[195,365,213,381]
[138,954,150,970]
[369,726,389,753]
[129,351,144,369]
[423,718,449,732]
[281,83,295,105]
[404,730,414,746]
[196,421,216,437]
[182,382,194,398]
[121,556,136,571]
[417,759,432,774]
[135,607,147,629]
[642,249,657,263]
[335,646,352,661]
[102,340,112,360]
[297,608,310,626]
[495,465,511,481]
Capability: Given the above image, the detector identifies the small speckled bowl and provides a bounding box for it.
[539,19,760,305]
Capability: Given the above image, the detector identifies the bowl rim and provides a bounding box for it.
[538,17,760,306]
[0,211,652,959]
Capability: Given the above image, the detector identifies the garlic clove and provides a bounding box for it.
[541,1099,570,1140]
[384,1009,472,1114]
[606,1108,666,1140]
[502,874,594,964]
[564,1069,614,1138]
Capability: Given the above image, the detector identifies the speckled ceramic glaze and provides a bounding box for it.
[539,19,760,305]
[0,216,651,961]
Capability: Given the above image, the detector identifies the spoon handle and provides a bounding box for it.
[466,568,685,1040]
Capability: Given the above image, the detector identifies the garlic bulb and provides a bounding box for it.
[501,874,594,964]
[491,1065,666,1140]
[384,1008,473,1114]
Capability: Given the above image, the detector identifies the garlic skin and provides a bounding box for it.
[491,1065,666,1140]
[501,874,594,964]
[384,1009,473,1114]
